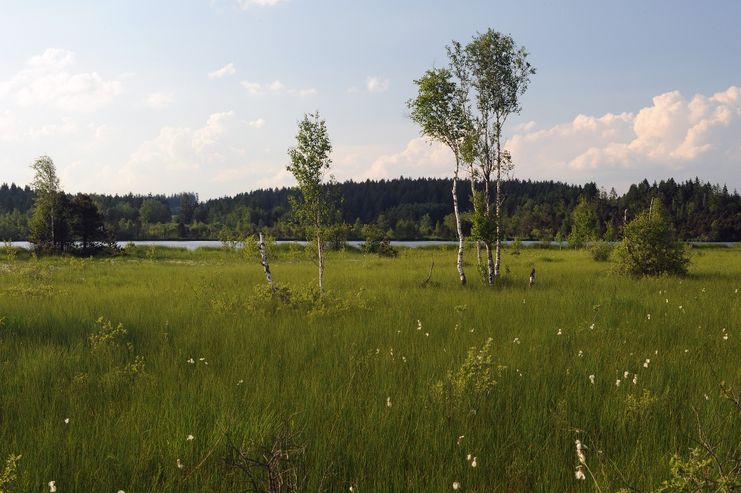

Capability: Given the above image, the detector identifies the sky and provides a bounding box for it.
[0,0,739,199]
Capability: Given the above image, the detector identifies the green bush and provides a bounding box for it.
[615,204,690,276]
[590,241,613,261]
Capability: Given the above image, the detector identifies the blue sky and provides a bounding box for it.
[1,0,739,198]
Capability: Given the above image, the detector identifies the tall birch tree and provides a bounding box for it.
[449,29,535,284]
[408,68,471,285]
[287,112,335,294]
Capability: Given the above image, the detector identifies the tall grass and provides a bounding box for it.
[0,246,738,491]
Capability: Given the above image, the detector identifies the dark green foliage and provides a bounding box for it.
[139,198,171,224]
[1,177,739,241]
[616,204,690,276]
[361,224,397,257]
[568,196,598,248]
[590,240,613,261]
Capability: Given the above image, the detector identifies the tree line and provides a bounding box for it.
[1,175,738,244]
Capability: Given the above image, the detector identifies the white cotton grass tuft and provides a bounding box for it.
[186,434,194,441]
[471,457,477,468]
[633,374,638,385]
[575,465,586,480]
[417,320,422,330]
[615,379,621,387]
[589,375,595,385]
[64,418,70,424]
[643,359,650,368]
[177,458,184,469]
[48,480,57,492]
[187,358,195,364]
[575,440,586,465]
[452,481,461,490]
[386,396,392,408]
[557,329,562,335]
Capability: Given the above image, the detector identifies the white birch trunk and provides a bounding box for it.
[469,175,482,267]
[494,166,502,279]
[258,232,274,292]
[317,233,324,294]
[452,165,466,286]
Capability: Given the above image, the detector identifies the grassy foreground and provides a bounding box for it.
[0,245,738,492]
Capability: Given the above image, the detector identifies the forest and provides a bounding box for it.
[0,176,739,242]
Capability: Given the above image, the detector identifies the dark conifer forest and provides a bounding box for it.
[1,177,739,242]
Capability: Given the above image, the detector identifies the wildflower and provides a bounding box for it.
[632,374,638,385]
[64,418,70,424]
[187,358,195,364]
[615,379,621,387]
[386,396,392,408]
[471,457,477,468]
[177,458,184,469]
[589,375,595,385]
[575,465,586,480]
[49,480,57,492]
[575,440,586,464]
[186,434,194,441]
[453,481,461,490]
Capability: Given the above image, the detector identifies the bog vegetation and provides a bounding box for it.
[0,244,738,491]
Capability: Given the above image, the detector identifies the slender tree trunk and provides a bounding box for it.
[469,174,482,267]
[317,232,324,295]
[258,232,274,292]
[494,122,503,280]
[452,161,466,286]
[484,171,494,285]
[494,164,502,279]
[485,242,494,285]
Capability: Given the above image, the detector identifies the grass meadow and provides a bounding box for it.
[0,244,738,492]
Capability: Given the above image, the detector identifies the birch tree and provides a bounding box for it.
[287,112,335,294]
[449,29,535,284]
[408,68,471,285]
[29,155,67,252]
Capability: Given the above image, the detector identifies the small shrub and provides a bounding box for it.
[434,337,503,404]
[616,204,690,276]
[89,317,129,352]
[624,389,658,418]
[590,241,613,261]
[510,237,522,255]
[0,454,21,492]
[361,224,397,257]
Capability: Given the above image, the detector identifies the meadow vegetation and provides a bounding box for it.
[0,244,738,491]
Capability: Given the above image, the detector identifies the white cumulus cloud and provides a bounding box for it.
[208,63,236,80]
[0,48,123,112]
[366,76,390,93]
[145,92,175,109]
[240,79,315,96]
[248,117,266,128]
[506,85,741,187]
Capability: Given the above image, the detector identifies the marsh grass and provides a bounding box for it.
[0,246,738,491]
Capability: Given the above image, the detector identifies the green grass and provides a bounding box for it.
[0,246,739,492]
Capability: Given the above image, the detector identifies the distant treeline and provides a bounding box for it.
[1,177,739,242]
